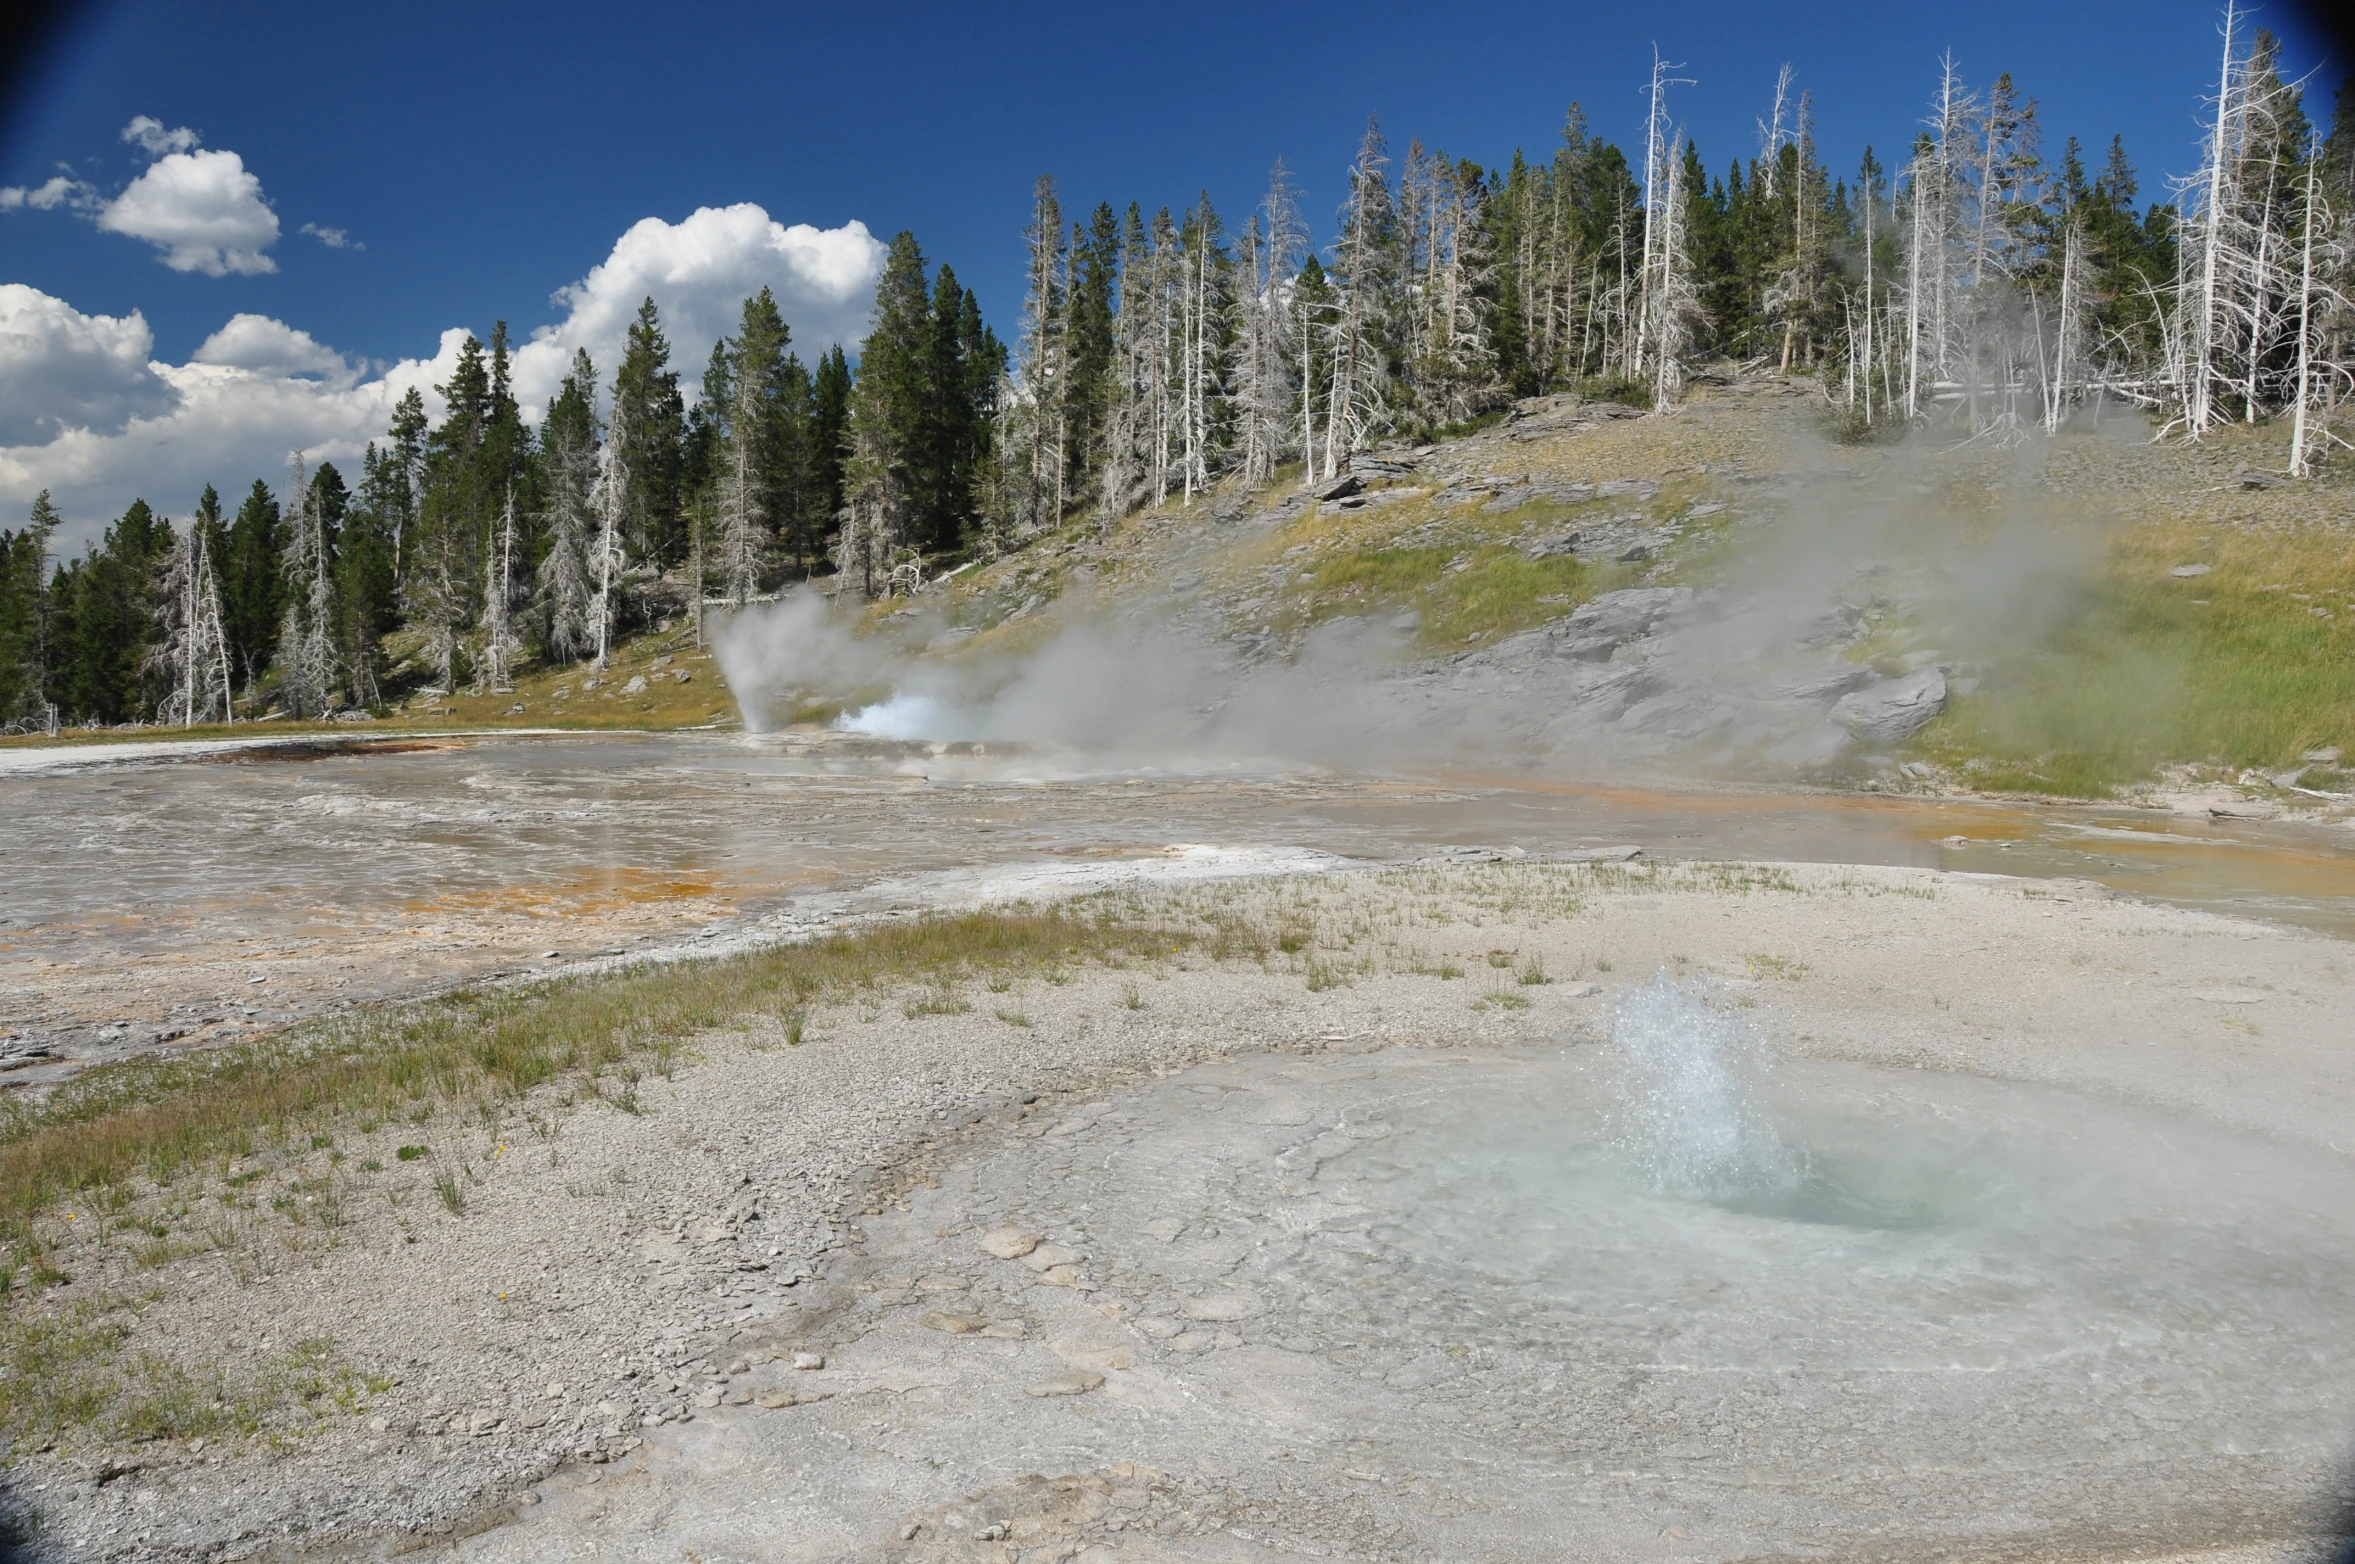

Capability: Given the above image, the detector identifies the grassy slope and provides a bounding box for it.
[1912,420,2355,795]
[863,386,2355,796]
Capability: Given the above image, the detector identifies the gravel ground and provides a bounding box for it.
[11,860,2355,1563]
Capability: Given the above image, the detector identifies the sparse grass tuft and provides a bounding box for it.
[1744,952,1809,981]
[0,909,1195,1254]
[0,1309,373,1453]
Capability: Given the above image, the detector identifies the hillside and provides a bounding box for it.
[736,372,2355,806]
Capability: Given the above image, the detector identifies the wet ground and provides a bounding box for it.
[4,729,2352,1085]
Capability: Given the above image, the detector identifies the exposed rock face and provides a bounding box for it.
[1833,668,1949,742]
[1347,450,1421,479]
[1544,588,1693,662]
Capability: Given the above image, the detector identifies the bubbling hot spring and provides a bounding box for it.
[916,973,2355,1550]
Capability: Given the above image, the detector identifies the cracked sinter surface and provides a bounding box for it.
[844,1042,2355,1560]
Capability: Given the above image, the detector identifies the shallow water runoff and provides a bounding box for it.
[4,728,2353,1070]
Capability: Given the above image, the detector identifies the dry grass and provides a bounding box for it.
[0,906,1199,1451]
[0,909,1194,1258]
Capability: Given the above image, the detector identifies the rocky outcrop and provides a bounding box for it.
[1832,668,1949,742]
[1543,587,1693,661]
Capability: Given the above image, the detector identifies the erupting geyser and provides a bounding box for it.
[1608,969,1803,1201]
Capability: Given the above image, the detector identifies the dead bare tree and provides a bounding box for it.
[2288,132,2355,475]
[1650,130,1705,404]
[482,483,517,693]
[1328,118,1396,466]
[149,518,232,726]
[1634,50,1694,381]
[274,453,336,717]
[593,396,628,670]
[1233,162,1307,486]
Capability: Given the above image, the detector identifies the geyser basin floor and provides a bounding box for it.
[848,1045,2355,1559]
[14,862,2355,1562]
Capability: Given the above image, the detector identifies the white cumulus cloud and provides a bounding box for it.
[0,290,463,553]
[97,145,280,276]
[299,222,361,251]
[509,204,885,412]
[0,284,180,446]
[0,175,99,212]
[1,206,886,552]
[191,314,359,384]
[121,116,201,156]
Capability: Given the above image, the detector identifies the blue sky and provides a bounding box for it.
[1,0,2342,550]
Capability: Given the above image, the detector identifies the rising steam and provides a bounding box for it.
[709,451,2102,779]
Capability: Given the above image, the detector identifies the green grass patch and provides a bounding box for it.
[1303,546,1607,648]
[1917,520,2355,794]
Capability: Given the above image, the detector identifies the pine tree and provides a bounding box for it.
[809,346,852,560]
[538,349,601,663]
[838,231,935,593]
[337,462,397,706]
[612,298,686,564]
[710,288,792,608]
[48,498,167,723]
[917,265,971,552]
[1061,204,1120,507]
[411,334,490,691]
[0,491,59,730]
[1096,202,1155,517]
[957,283,1006,539]
[221,478,283,689]
[481,322,536,590]
[381,388,427,586]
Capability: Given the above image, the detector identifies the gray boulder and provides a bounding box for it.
[1832,667,1949,741]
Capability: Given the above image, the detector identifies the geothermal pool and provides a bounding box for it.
[864,989,2355,1556]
